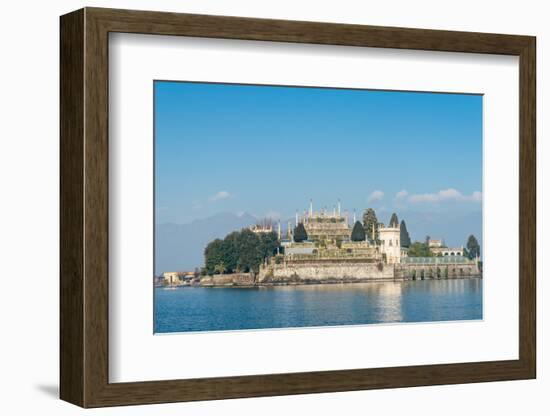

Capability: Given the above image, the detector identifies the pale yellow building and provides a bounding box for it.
[162,272,183,286]
[379,224,402,264]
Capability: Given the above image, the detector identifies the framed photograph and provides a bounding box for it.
[60,7,536,407]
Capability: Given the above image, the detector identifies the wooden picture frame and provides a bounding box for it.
[60,7,536,408]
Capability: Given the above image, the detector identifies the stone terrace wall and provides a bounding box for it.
[395,263,480,279]
[199,263,480,287]
[259,261,394,283]
[200,273,255,286]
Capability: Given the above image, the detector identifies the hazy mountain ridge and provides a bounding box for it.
[155,212,257,275]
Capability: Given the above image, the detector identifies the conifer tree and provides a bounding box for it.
[351,221,366,241]
[293,222,308,242]
[389,213,399,228]
[400,220,411,248]
[362,208,379,244]
[466,235,480,259]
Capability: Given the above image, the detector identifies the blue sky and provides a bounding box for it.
[155,81,482,242]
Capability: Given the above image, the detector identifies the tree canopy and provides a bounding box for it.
[389,213,399,228]
[400,220,411,248]
[258,232,280,260]
[362,208,379,244]
[204,239,226,275]
[293,222,308,242]
[203,229,280,275]
[466,235,480,259]
[407,241,433,257]
[351,221,366,241]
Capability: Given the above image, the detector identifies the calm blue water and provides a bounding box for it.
[154,279,482,333]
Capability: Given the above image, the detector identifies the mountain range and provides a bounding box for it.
[155,212,257,275]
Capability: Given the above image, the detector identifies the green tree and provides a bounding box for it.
[204,229,282,275]
[293,222,308,242]
[258,231,280,260]
[235,229,262,272]
[204,239,224,275]
[351,221,366,241]
[362,208,379,244]
[214,263,226,275]
[466,235,480,259]
[407,241,433,257]
[389,213,399,228]
[400,220,411,248]
[221,231,240,273]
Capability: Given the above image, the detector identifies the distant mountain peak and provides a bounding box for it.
[155,211,259,274]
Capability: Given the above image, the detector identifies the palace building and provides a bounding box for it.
[272,200,401,264]
[255,199,480,284]
[302,200,352,242]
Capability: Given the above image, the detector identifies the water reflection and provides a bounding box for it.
[154,279,482,333]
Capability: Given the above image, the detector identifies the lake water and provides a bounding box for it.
[154,279,482,333]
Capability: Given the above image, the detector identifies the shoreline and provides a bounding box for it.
[158,274,482,289]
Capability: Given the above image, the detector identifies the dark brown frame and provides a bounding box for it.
[60,7,536,408]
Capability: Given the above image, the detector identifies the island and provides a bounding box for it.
[157,200,482,288]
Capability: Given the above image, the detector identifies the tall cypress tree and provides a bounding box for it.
[351,221,366,241]
[293,223,308,242]
[400,220,411,248]
[362,208,379,244]
[466,235,480,259]
[389,213,399,228]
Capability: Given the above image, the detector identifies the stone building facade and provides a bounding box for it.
[196,200,481,286]
[256,200,479,283]
[162,271,183,286]
[378,224,402,264]
[430,247,465,257]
